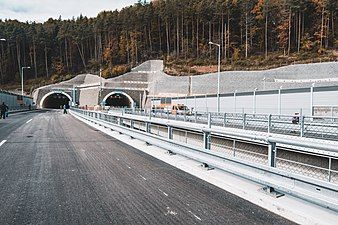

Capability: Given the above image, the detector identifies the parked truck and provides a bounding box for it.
[313,106,338,117]
[153,103,191,115]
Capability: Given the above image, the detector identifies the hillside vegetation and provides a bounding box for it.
[0,0,337,92]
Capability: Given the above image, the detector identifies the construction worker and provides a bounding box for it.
[63,105,68,114]
[0,102,9,119]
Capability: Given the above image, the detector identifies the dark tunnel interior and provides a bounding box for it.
[105,93,131,108]
[43,93,71,109]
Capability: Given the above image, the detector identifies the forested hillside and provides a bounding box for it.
[0,0,337,90]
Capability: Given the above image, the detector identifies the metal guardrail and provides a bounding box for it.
[71,108,338,212]
[118,108,338,141]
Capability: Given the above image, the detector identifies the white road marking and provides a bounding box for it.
[188,210,202,221]
[26,119,33,124]
[165,207,177,216]
[158,188,168,197]
[0,140,7,147]
[116,158,120,161]
[127,166,131,169]
[139,175,147,181]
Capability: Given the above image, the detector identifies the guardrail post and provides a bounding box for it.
[243,113,247,130]
[266,141,282,195]
[194,111,197,123]
[208,113,211,128]
[146,122,151,133]
[167,126,173,140]
[203,131,211,150]
[268,114,272,133]
[130,120,134,129]
[300,116,305,137]
[268,142,277,168]
[328,157,332,182]
[223,113,227,127]
[184,110,187,122]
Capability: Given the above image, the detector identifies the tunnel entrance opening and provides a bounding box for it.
[42,93,71,109]
[105,93,132,108]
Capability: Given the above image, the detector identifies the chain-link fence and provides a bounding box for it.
[210,135,268,165]
[172,128,204,147]
[276,147,338,182]
[123,108,338,141]
[150,124,167,138]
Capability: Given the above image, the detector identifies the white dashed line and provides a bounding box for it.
[127,166,131,169]
[0,140,7,147]
[188,210,202,221]
[116,158,120,161]
[139,175,147,181]
[158,188,168,196]
[26,119,32,124]
[165,206,177,216]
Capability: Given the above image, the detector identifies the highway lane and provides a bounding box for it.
[0,110,294,225]
[0,110,43,141]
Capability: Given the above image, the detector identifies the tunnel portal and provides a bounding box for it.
[42,93,71,109]
[105,93,132,108]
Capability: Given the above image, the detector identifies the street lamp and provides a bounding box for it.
[234,90,237,113]
[99,68,103,107]
[262,77,266,90]
[0,39,6,84]
[310,83,315,116]
[278,86,282,115]
[209,41,221,113]
[253,88,258,114]
[21,66,30,96]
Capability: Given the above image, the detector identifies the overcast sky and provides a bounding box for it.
[0,0,138,22]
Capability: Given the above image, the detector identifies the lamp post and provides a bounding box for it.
[263,77,266,90]
[310,83,315,116]
[234,90,237,113]
[21,66,30,96]
[278,86,282,115]
[253,88,258,114]
[0,39,6,84]
[209,41,221,113]
[99,68,103,107]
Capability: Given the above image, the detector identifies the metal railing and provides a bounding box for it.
[71,108,338,212]
[117,108,338,141]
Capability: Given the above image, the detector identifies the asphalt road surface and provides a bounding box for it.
[0,110,294,225]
